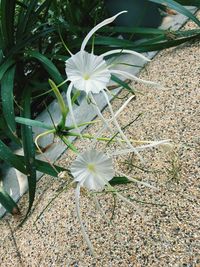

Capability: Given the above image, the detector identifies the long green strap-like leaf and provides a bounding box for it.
[1,66,16,133]
[133,33,200,52]
[0,140,26,174]
[0,0,16,51]
[0,58,15,80]
[111,74,134,93]
[149,0,200,27]
[0,186,20,215]
[26,50,65,89]
[0,117,21,145]
[21,88,36,218]
[16,155,68,177]
[176,0,200,6]
[15,116,54,130]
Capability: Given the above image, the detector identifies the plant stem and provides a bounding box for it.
[49,79,67,128]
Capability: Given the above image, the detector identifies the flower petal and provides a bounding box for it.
[102,89,143,162]
[111,139,171,156]
[65,51,111,94]
[110,69,159,86]
[75,183,94,255]
[71,149,115,191]
[81,11,127,51]
[101,49,150,62]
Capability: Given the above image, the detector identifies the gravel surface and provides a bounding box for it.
[0,13,200,267]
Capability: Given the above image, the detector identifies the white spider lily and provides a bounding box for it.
[70,147,158,254]
[71,149,114,191]
[65,11,157,159]
[71,149,114,255]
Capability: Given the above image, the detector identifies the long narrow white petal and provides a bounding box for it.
[75,183,94,255]
[114,191,145,219]
[116,170,157,190]
[81,11,127,51]
[135,139,171,151]
[89,95,134,148]
[103,89,143,162]
[110,69,159,86]
[101,49,150,62]
[111,139,171,156]
[114,95,135,119]
[93,194,111,225]
[66,83,83,139]
[89,93,112,134]
[89,93,125,149]
[89,93,118,145]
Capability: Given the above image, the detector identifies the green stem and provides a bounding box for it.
[35,129,56,153]
[67,132,125,143]
[65,119,101,130]
[59,135,79,153]
[49,79,67,128]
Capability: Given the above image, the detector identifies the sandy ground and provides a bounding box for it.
[0,13,200,267]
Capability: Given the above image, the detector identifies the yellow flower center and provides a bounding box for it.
[87,163,96,173]
[83,73,90,80]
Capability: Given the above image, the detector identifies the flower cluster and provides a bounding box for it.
[63,11,169,255]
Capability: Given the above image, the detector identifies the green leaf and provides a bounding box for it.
[110,176,131,185]
[20,88,36,217]
[0,117,21,145]
[0,140,26,174]
[111,74,134,93]
[0,0,16,51]
[1,66,16,133]
[149,0,200,27]
[0,186,20,215]
[0,59,15,80]
[133,33,200,52]
[15,117,54,130]
[16,0,52,38]
[17,0,38,36]
[26,50,65,90]
[176,0,200,6]
[100,26,165,35]
[16,155,68,177]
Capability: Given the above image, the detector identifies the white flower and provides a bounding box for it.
[65,11,158,161]
[65,51,111,94]
[71,138,170,254]
[71,149,114,255]
[65,10,155,95]
[71,149,114,191]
